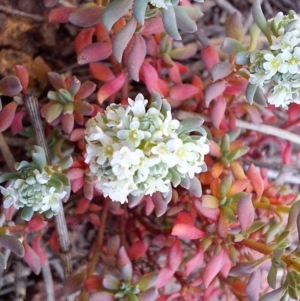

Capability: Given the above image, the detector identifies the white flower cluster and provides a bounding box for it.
[249,11,300,108]
[85,93,209,204]
[149,0,172,9]
[0,161,67,220]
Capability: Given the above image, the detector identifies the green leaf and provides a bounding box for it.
[252,1,272,45]
[258,286,286,301]
[243,221,265,235]
[211,62,234,81]
[174,6,197,33]
[45,103,64,123]
[245,82,258,105]
[51,172,70,188]
[225,12,244,41]
[21,206,34,221]
[267,264,278,289]
[133,0,148,25]
[136,272,158,291]
[162,6,181,40]
[169,168,181,187]
[177,117,204,135]
[236,51,251,65]
[101,0,134,31]
[32,146,47,170]
[180,176,190,189]
[226,146,250,161]
[0,234,24,256]
[189,176,202,197]
[58,89,73,104]
[58,155,73,169]
[0,173,19,183]
[220,37,246,54]
[220,176,232,197]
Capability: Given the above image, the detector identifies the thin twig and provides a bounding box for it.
[0,4,45,22]
[0,133,16,171]
[42,259,55,301]
[24,94,73,299]
[175,110,300,146]
[213,0,239,15]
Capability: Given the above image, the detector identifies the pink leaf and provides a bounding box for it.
[106,235,120,256]
[61,113,74,134]
[184,247,204,276]
[32,234,47,266]
[68,168,84,180]
[97,72,126,104]
[169,84,199,107]
[118,246,133,283]
[48,72,66,90]
[202,248,226,288]
[152,192,167,217]
[75,81,96,99]
[15,65,29,93]
[142,17,165,35]
[0,102,18,132]
[69,128,85,141]
[128,241,148,260]
[140,62,169,97]
[246,269,262,301]
[48,7,76,23]
[237,195,255,232]
[172,223,205,240]
[89,63,115,82]
[77,42,112,64]
[69,6,103,27]
[89,292,115,301]
[201,44,220,72]
[204,80,226,107]
[194,199,220,221]
[44,0,59,7]
[27,215,48,232]
[246,164,264,199]
[23,241,42,275]
[174,212,194,225]
[74,28,95,54]
[75,198,90,214]
[168,62,182,85]
[0,75,22,96]
[113,18,137,63]
[127,35,147,82]
[167,239,182,271]
[71,178,84,193]
[155,267,175,288]
[11,110,26,134]
[211,96,226,129]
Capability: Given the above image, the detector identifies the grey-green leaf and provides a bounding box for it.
[221,37,246,54]
[0,234,24,257]
[162,6,181,40]
[133,0,148,25]
[101,0,134,31]
[174,6,197,33]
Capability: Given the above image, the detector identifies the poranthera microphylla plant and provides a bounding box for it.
[0,1,300,300]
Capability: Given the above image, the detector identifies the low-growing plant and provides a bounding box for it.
[0,1,300,301]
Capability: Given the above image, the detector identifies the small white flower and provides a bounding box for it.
[263,53,282,78]
[271,31,300,52]
[267,84,292,108]
[127,94,147,117]
[41,187,66,213]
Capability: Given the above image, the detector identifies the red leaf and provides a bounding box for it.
[84,275,103,293]
[77,42,112,64]
[128,241,148,260]
[0,75,22,96]
[283,141,292,165]
[48,72,66,90]
[89,213,101,226]
[27,215,48,232]
[61,113,74,134]
[64,271,86,295]
[211,96,226,129]
[204,80,226,107]
[174,212,194,225]
[194,199,220,221]
[246,164,264,199]
[155,267,174,289]
[140,62,169,97]
[48,7,76,23]
[169,84,199,107]
[184,247,204,276]
[0,102,18,132]
[168,63,182,85]
[74,28,95,54]
[89,63,115,82]
[237,195,255,232]
[75,197,90,214]
[11,110,26,134]
[202,248,226,288]
[97,72,126,104]
[32,234,47,266]
[217,209,229,238]
[23,240,42,275]
[127,35,146,82]
[172,223,205,240]
[69,6,103,27]
[106,235,120,256]
[89,292,115,301]
[75,81,96,99]
[201,44,220,72]
[15,65,29,93]
[69,128,85,141]
[167,239,182,271]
